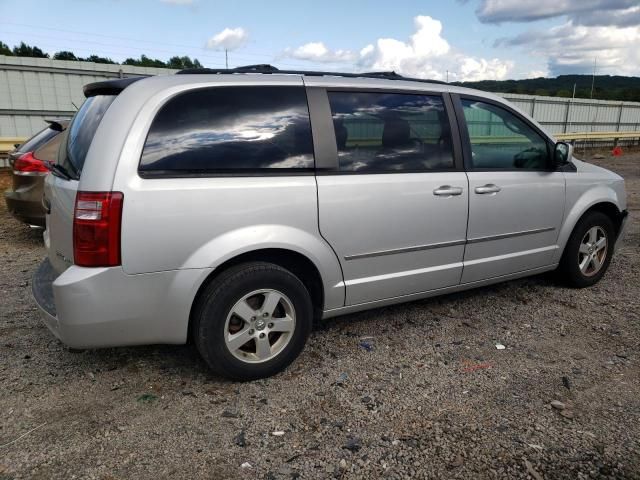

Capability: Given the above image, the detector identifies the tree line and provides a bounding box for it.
[2,40,639,101]
[455,75,640,102]
[0,40,203,69]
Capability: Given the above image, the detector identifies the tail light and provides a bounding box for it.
[73,192,124,267]
[13,151,49,175]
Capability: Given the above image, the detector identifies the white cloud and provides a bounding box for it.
[498,21,640,76]
[526,69,549,79]
[206,27,248,51]
[478,0,640,75]
[285,42,356,63]
[360,16,450,74]
[160,0,194,5]
[457,57,513,82]
[473,0,638,25]
[283,15,514,81]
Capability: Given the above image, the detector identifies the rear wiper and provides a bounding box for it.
[45,161,73,180]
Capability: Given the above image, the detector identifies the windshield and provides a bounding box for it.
[61,95,116,178]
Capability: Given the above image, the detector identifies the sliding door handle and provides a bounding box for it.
[433,185,463,197]
[474,184,501,194]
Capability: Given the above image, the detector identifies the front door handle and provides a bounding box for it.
[474,184,501,194]
[433,185,463,197]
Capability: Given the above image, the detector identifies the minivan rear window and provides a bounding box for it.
[61,95,115,177]
[139,86,314,175]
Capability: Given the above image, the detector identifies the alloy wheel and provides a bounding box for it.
[224,289,296,363]
[578,226,608,277]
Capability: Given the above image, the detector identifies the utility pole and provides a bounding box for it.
[446,70,449,83]
[567,83,576,133]
[225,49,228,69]
[590,58,596,99]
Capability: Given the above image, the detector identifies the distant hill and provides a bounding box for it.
[454,75,640,102]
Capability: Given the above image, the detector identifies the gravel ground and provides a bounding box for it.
[0,152,639,480]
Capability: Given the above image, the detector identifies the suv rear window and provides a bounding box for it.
[139,86,314,175]
[61,95,116,177]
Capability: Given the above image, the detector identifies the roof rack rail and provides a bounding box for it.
[176,64,447,85]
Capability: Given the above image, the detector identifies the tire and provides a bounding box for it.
[192,262,313,381]
[559,211,615,288]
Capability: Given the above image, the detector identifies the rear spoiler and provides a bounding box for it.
[83,76,148,98]
[44,118,71,131]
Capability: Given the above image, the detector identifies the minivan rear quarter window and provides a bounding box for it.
[139,86,315,175]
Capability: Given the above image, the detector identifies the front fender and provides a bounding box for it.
[552,184,623,264]
[183,224,345,310]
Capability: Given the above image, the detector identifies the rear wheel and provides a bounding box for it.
[193,262,313,381]
[559,211,615,287]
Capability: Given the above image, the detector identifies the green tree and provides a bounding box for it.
[167,55,204,69]
[534,88,549,96]
[53,51,77,61]
[12,42,48,58]
[82,55,116,64]
[123,54,166,68]
[556,89,572,98]
[0,41,13,56]
[167,56,186,69]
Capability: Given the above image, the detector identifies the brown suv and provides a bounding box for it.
[4,119,69,227]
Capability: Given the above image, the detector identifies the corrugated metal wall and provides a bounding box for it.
[498,93,640,134]
[0,55,176,137]
[1,55,640,138]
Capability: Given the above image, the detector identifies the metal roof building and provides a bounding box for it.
[0,55,176,137]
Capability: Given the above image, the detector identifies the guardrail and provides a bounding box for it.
[0,137,26,153]
[555,131,640,142]
[0,137,25,168]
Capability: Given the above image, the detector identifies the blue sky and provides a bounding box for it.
[0,0,638,81]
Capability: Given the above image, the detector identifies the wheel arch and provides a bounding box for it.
[553,191,625,264]
[187,248,329,342]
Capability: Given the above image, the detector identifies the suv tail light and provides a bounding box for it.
[13,151,49,175]
[73,192,124,267]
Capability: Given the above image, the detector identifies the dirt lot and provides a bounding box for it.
[0,153,639,480]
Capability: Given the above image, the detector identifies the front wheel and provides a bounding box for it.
[559,211,615,288]
[193,262,313,381]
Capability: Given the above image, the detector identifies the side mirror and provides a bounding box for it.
[554,141,573,168]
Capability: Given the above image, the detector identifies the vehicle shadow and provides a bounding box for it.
[49,271,558,384]
[0,209,45,248]
[316,271,558,332]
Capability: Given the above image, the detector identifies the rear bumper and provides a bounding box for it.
[4,189,45,227]
[31,258,211,349]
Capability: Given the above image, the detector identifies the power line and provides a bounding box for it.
[0,21,299,61]
[0,29,331,70]
[1,30,228,61]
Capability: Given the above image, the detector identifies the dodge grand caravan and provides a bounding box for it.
[33,66,628,380]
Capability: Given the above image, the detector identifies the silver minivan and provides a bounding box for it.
[33,66,628,380]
